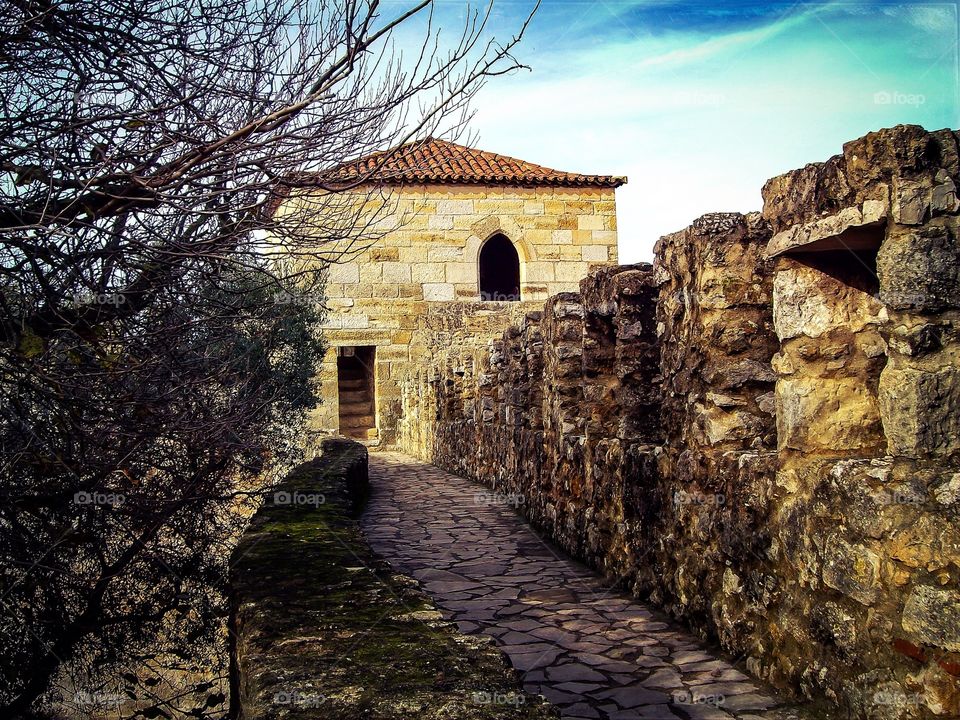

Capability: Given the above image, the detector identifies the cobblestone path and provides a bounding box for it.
[362,453,809,720]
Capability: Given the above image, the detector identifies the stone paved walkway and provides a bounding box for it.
[361,453,808,720]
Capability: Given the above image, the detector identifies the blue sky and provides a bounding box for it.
[396,1,958,261]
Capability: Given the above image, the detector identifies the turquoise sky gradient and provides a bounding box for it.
[397,1,959,261]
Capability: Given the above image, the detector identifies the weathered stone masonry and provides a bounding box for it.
[275,138,624,445]
[396,126,960,719]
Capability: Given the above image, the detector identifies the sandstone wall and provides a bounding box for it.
[762,126,960,717]
[395,125,960,719]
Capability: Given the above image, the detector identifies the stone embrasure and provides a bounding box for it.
[393,125,960,720]
[229,438,557,720]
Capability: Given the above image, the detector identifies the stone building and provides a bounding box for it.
[277,138,625,443]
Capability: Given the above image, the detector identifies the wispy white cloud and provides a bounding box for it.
[883,4,958,34]
[464,1,959,261]
[630,5,820,70]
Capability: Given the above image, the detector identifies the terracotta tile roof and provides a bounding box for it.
[312,137,627,189]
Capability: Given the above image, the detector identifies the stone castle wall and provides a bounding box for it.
[395,126,960,719]
[279,184,618,442]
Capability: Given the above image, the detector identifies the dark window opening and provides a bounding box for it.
[479,234,520,301]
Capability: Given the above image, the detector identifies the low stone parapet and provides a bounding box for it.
[229,437,556,719]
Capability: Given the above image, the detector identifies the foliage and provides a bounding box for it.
[0,0,530,715]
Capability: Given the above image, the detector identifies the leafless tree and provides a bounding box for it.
[0,0,532,716]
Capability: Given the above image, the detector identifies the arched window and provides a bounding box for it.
[478,234,520,301]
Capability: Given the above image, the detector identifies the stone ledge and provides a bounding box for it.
[766,200,887,259]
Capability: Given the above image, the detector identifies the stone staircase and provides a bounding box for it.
[338,365,377,440]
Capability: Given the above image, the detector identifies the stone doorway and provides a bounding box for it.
[337,346,377,440]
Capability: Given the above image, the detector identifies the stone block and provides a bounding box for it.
[590,230,618,247]
[436,199,474,215]
[578,215,604,231]
[893,177,930,225]
[879,363,960,457]
[339,314,370,329]
[538,195,561,209]
[398,283,423,299]
[428,214,454,230]
[412,263,445,283]
[524,201,545,215]
[327,262,359,284]
[766,202,886,258]
[902,586,960,651]
[878,221,959,311]
[445,263,475,284]
[698,406,765,446]
[551,229,573,244]
[378,344,410,361]
[776,377,883,452]
[554,262,590,283]
[931,169,960,214]
[821,536,881,605]
[358,263,382,283]
[524,262,556,282]
[351,283,377,298]
[520,228,552,245]
[581,245,609,262]
[423,283,455,301]
[369,247,400,262]
[382,262,411,284]
[428,246,463,262]
[475,198,524,215]
[773,265,885,341]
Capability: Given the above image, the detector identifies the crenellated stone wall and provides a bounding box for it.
[395,125,960,719]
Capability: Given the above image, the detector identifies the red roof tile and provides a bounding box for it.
[311,137,626,189]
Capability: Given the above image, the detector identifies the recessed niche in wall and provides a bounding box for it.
[774,218,885,296]
[787,248,880,296]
